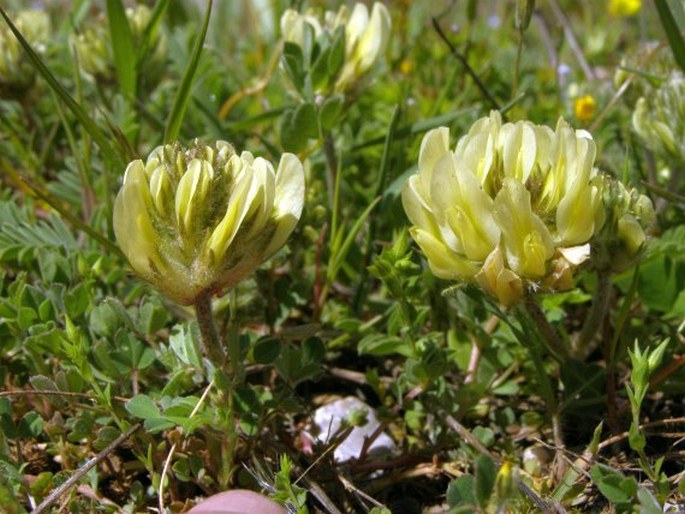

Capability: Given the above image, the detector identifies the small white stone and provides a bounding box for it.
[311,396,396,463]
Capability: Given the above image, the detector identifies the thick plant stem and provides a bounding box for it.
[194,292,226,369]
[573,271,612,359]
[524,299,569,362]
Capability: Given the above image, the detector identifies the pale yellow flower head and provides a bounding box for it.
[280,2,391,95]
[0,9,50,95]
[113,140,305,305]
[402,111,605,306]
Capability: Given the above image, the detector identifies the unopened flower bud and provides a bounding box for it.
[632,71,685,163]
[0,9,50,97]
[591,176,655,273]
[73,5,166,88]
[515,0,535,32]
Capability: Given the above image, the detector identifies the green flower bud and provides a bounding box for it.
[73,5,166,88]
[632,71,685,163]
[402,111,604,306]
[515,0,535,32]
[113,140,305,305]
[591,176,655,273]
[0,9,50,97]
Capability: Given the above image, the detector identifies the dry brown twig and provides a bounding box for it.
[30,423,141,514]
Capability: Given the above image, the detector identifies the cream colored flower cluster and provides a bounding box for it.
[402,111,608,306]
[280,2,391,95]
[113,140,304,305]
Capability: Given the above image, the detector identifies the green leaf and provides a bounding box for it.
[280,102,318,152]
[590,464,637,504]
[253,336,282,364]
[90,298,133,338]
[168,324,203,368]
[447,475,476,507]
[106,0,137,100]
[318,95,344,131]
[655,0,685,75]
[137,0,169,69]
[358,334,413,357]
[164,0,213,143]
[637,487,663,514]
[282,42,305,92]
[18,411,44,438]
[328,196,381,284]
[638,255,685,312]
[327,26,346,76]
[125,394,161,420]
[474,455,496,508]
[93,426,121,451]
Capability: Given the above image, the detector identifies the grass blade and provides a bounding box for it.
[137,0,169,69]
[106,0,137,101]
[164,0,213,143]
[0,6,123,169]
[655,0,685,75]
[327,196,381,284]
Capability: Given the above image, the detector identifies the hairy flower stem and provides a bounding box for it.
[573,271,612,359]
[323,132,338,208]
[524,300,569,362]
[194,292,242,487]
[194,292,226,370]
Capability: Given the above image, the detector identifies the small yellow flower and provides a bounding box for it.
[608,0,642,17]
[402,112,605,306]
[399,58,413,75]
[113,140,305,305]
[574,95,597,122]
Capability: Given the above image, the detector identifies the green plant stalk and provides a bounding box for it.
[353,105,401,313]
[523,299,569,362]
[511,30,524,99]
[194,293,226,370]
[517,304,566,476]
[323,132,338,208]
[217,385,238,488]
[573,271,612,359]
[195,290,242,487]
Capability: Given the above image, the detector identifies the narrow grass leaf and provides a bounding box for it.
[327,196,381,284]
[164,0,213,143]
[106,0,137,100]
[655,0,685,75]
[0,6,123,169]
[137,0,169,68]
